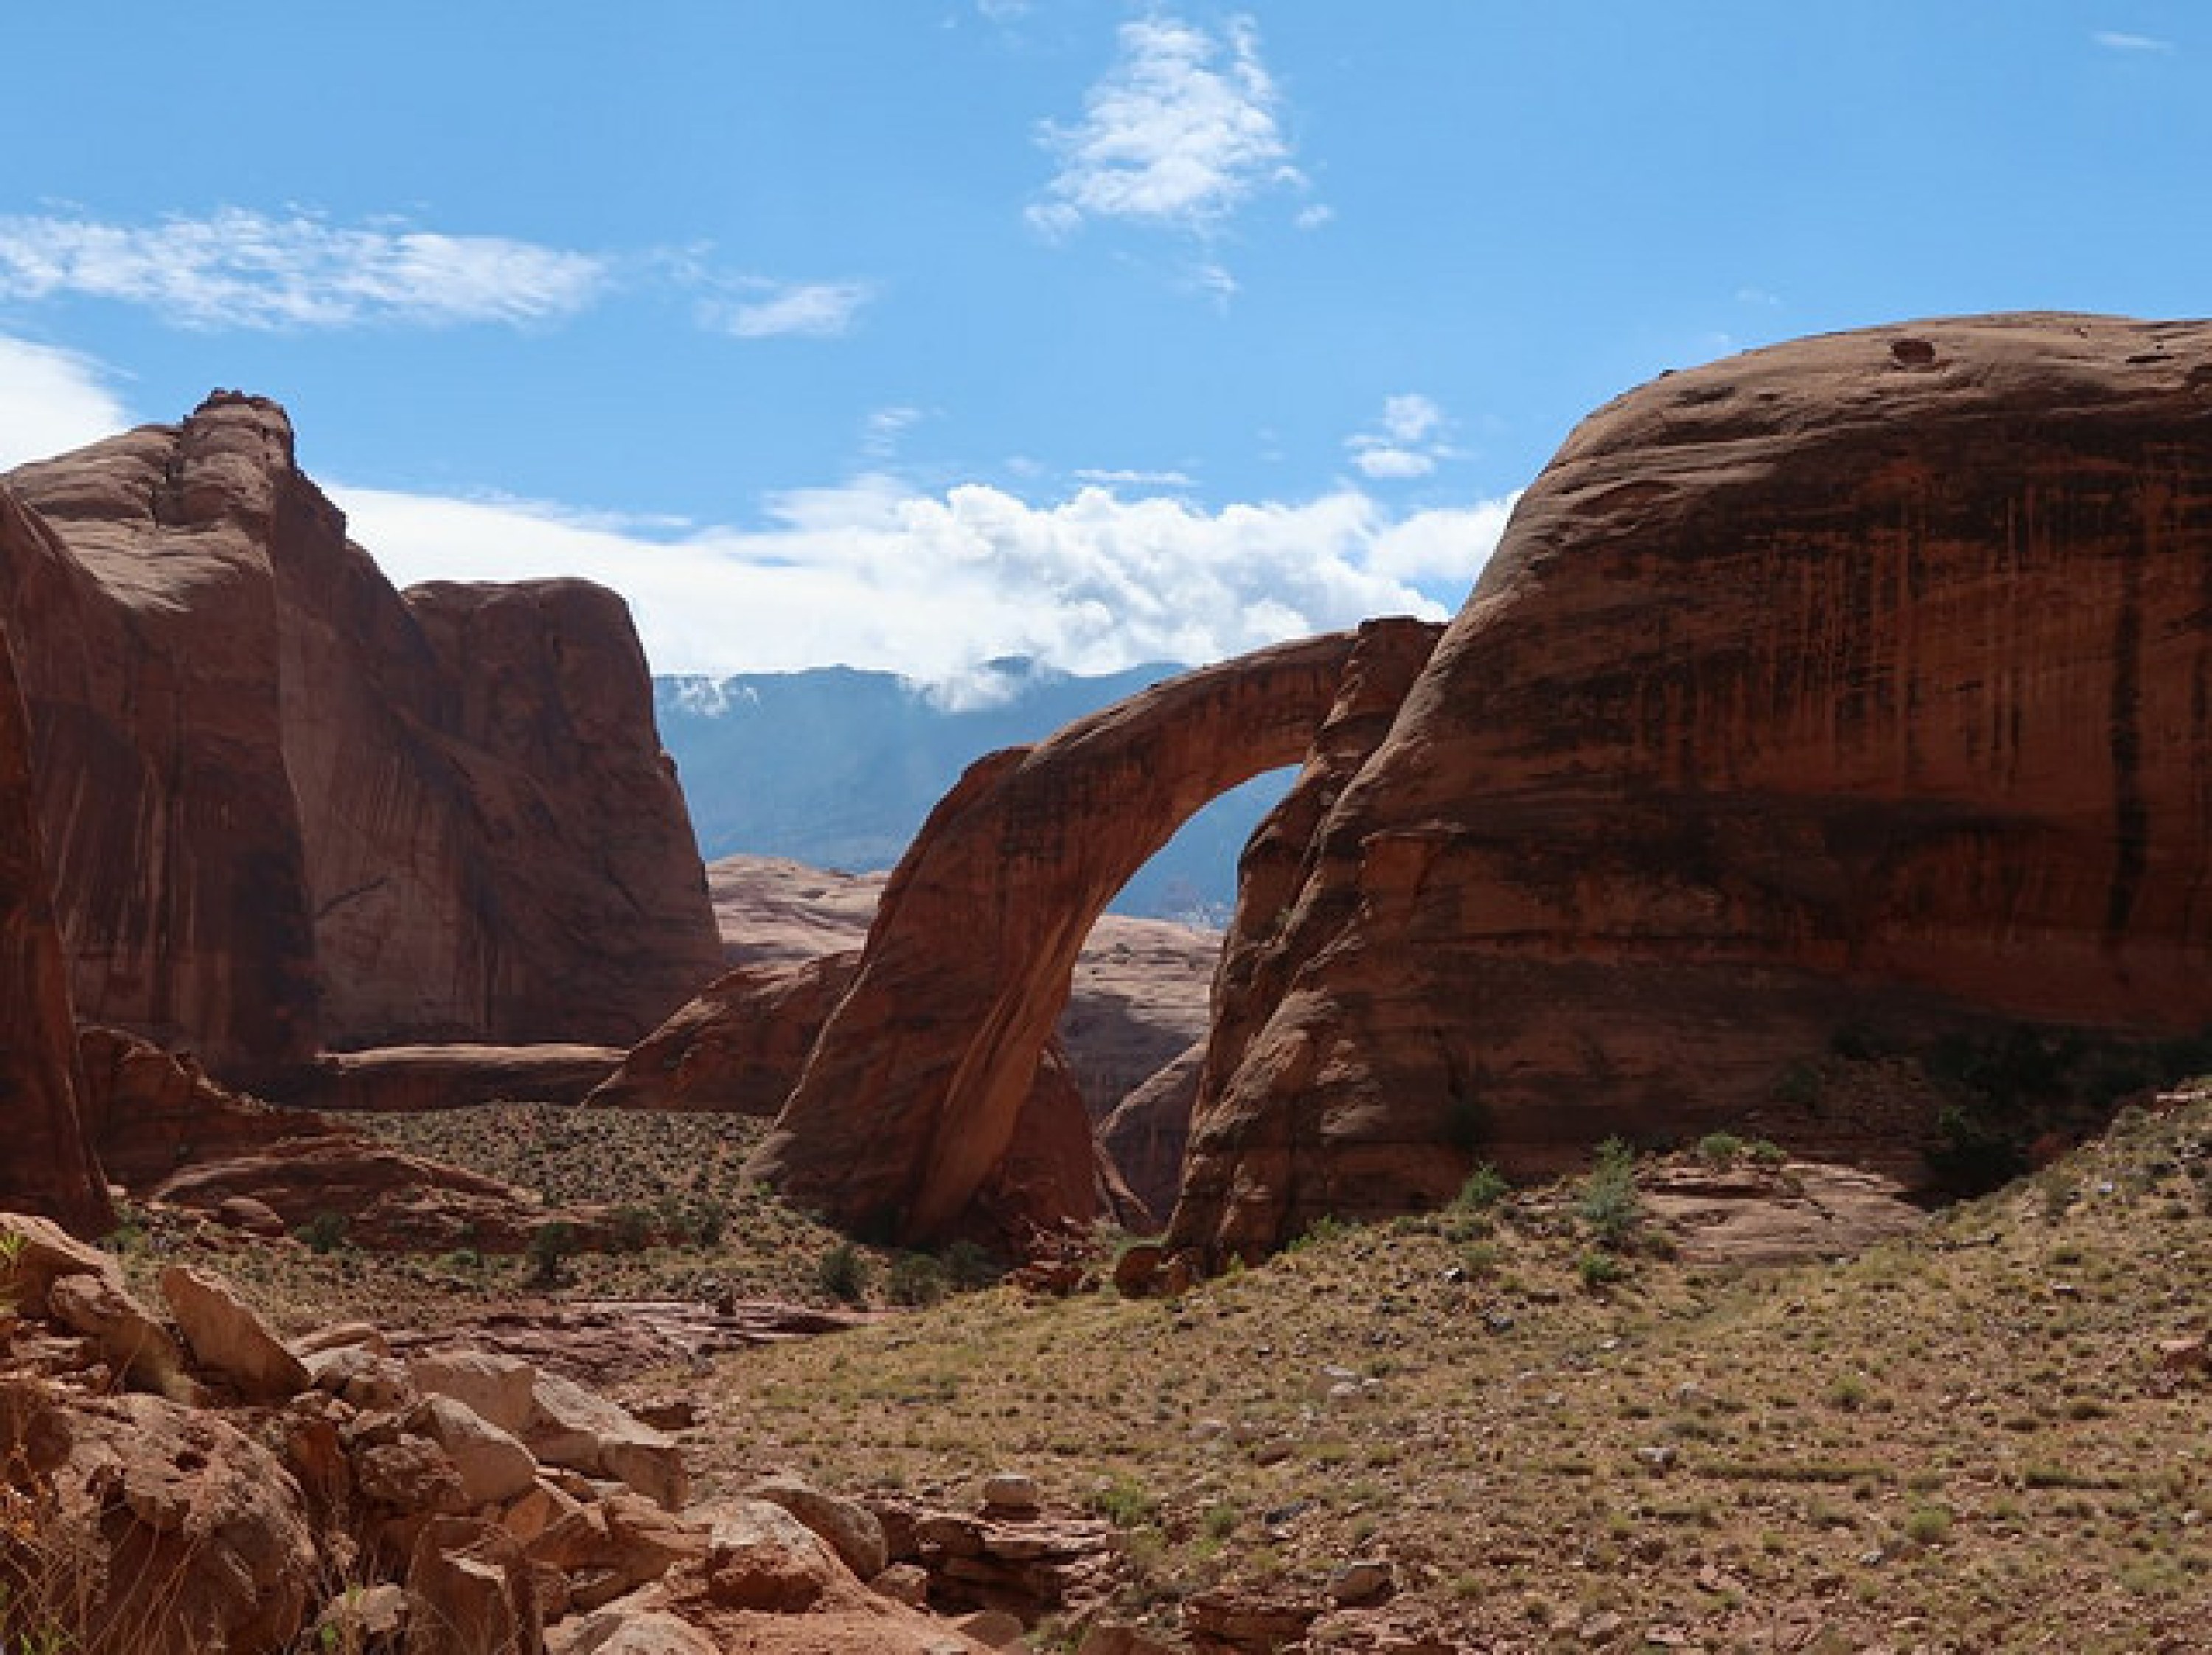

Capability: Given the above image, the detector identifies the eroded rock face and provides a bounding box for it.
[0,590,109,1234]
[747,623,1440,1244]
[1172,313,2212,1261]
[0,394,719,1083]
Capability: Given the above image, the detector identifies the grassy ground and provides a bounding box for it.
[118,1095,2212,1651]
[690,1099,2212,1653]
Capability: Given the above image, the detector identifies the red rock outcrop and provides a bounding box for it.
[0,394,719,1082]
[279,1044,624,1114]
[1099,1042,1202,1222]
[745,622,1441,1244]
[588,954,860,1115]
[1171,313,2212,1261]
[0,604,110,1235]
[75,1024,337,1191]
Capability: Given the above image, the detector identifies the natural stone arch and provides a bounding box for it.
[745,619,1442,1244]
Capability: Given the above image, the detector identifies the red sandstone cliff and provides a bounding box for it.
[0,587,111,1235]
[0,394,720,1083]
[1170,313,2212,1262]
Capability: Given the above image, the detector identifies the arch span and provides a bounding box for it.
[745,619,1441,1244]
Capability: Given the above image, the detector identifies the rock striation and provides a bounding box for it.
[1172,313,2212,1261]
[0,602,110,1235]
[745,621,1441,1244]
[0,394,719,1084]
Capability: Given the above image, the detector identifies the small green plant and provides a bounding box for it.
[1454,1163,1511,1211]
[526,1220,580,1287]
[1088,1475,1158,1528]
[887,1252,949,1306]
[816,1240,870,1304]
[1902,1503,1953,1547]
[1694,1132,1746,1168]
[1576,1137,1641,1249]
[1287,1213,1352,1252]
[1826,1370,1871,1411]
[610,1204,655,1252]
[1576,1249,1629,1290]
[297,1210,350,1255]
[940,1238,1000,1291]
[1745,1137,1788,1167]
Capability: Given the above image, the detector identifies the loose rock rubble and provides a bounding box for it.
[0,1210,994,1655]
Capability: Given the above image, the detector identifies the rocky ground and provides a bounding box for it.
[53,1090,2208,1652]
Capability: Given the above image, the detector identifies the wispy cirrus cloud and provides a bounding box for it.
[334,473,1512,694]
[1029,15,1312,241]
[0,334,132,468]
[1346,393,1451,481]
[702,279,876,339]
[0,209,608,330]
[0,209,873,344]
[2092,29,2174,52]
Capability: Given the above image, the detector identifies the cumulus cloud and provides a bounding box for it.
[704,279,875,339]
[0,209,608,330]
[1030,14,1309,239]
[0,335,132,469]
[1346,393,1452,481]
[332,475,1517,691]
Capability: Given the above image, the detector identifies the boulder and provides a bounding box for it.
[1171,314,2212,1260]
[747,1474,891,1581]
[46,1269,195,1399]
[524,1371,688,1511]
[160,1262,313,1401]
[0,1377,317,1654]
[408,1393,540,1507]
[698,1498,846,1612]
[405,1514,543,1655]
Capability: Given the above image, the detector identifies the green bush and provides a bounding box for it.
[1576,1250,1629,1290]
[940,1238,1001,1290]
[887,1252,948,1306]
[297,1210,349,1255]
[1694,1132,1745,1168]
[817,1241,871,1304]
[1576,1137,1641,1250]
[526,1221,580,1287]
[1454,1163,1511,1211]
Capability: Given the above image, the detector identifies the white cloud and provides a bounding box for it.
[2093,29,2174,52]
[705,279,874,339]
[0,209,608,330]
[332,475,1517,691]
[0,335,133,469]
[1294,203,1335,231]
[1346,393,1453,482]
[1030,15,1310,238]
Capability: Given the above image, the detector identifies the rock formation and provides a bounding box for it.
[0,604,110,1235]
[745,621,1442,1244]
[0,1213,1001,1655]
[1172,313,2212,1261]
[0,394,719,1083]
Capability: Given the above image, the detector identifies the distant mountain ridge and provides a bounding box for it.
[654,658,1289,919]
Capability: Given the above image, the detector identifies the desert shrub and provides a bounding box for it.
[1745,1137,1788,1167]
[1902,1503,1953,1547]
[1088,1476,1158,1528]
[610,1204,655,1252]
[816,1241,870,1304]
[686,1199,729,1248]
[1576,1250,1629,1290]
[1694,1132,1745,1168]
[940,1238,1001,1290]
[1287,1213,1352,1253]
[527,1221,580,1287]
[1454,1163,1511,1212]
[1576,1137,1641,1250]
[297,1210,349,1255]
[887,1252,948,1306]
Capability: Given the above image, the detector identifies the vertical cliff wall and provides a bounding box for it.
[1172,313,2212,1261]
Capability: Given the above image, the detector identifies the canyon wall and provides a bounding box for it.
[1172,314,2212,1261]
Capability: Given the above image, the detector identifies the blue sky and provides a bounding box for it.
[1,3,2204,691]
